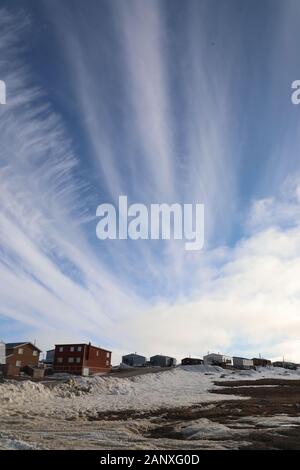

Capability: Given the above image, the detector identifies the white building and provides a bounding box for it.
[203,353,233,367]
[0,341,6,365]
[233,357,254,369]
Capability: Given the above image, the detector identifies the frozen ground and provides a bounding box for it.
[1,365,300,449]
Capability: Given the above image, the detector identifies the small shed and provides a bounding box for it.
[22,365,45,379]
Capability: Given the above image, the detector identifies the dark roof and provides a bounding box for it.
[6,342,42,352]
[150,354,174,359]
[233,357,252,361]
[122,353,146,358]
[55,343,111,353]
[182,357,203,360]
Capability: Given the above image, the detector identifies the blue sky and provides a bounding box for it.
[1,0,300,363]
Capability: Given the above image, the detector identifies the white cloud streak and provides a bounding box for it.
[1,3,300,364]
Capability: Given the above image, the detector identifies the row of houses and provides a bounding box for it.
[122,353,177,368]
[1,340,298,378]
[123,352,298,370]
[182,353,271,368]
[0,341,112,377]
[182,353,298,370]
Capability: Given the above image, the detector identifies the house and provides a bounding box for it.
[252,358,271,367]
[203,353,233,367]
[272,361,298,370]
[4,342,41,377]
[233,357,254,370]
[181,357,203,365]
[150,355,177,367]
[122,353,147,367]
[53,343,112,376]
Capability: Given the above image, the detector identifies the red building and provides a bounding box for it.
[53,343,112,376]
[4,342,41,377]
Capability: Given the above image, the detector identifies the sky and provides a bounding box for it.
[1,0,300,364]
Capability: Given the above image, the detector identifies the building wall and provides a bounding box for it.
[150,355,176,367]
[83,344,111,372]
[2,364,20,377]
[203,354,233,366]
[203,354,223,365]
[233,357,254,368]
[53,344,111,375]
[181,358,203,365]
[46,349,55,363]
[122,354,146,366]
[252,358,271,367]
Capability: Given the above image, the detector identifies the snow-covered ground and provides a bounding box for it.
[1,365,300,449]
[1,365,299,420]
[0,365,233,420]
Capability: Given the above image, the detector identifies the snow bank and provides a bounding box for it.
[0,366,232,419]
[0,365,299,420]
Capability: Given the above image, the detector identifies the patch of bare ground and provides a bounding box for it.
[144,379,300,449]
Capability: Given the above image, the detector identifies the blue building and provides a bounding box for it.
[122,353,147,367]
[150,355,177,367]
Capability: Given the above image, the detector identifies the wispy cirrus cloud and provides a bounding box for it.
[0,9,142,354]
[1,1,300,363]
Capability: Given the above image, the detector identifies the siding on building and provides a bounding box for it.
[252,358,272,367]
[53,343,111,375]
[122,353,146,367]
[233,357,254,369]
[181,357,203,365]
[150,355,177,367]
[45,349,55,363]
[203,353,233,366]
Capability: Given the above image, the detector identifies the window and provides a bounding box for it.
[59,346,63,352]
[106,352,110,359]
[33,350,38,356]
[57,357,63,363]
[77,346,82,352]
[96,351,99,357]
[76,357,81,363]
[16,360,21,367]
[68,357,74,363]
[106,360,109,366]
[18,348,23,355]
[70,346,74,352]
